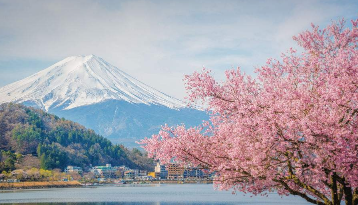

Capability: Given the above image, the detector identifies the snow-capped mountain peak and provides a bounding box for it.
[0,55,186,110]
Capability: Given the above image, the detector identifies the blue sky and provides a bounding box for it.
[0,0,357,99]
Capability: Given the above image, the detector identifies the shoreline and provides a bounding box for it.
[0,181,81,190]
[143,180,213,184]
[0,180,213,190]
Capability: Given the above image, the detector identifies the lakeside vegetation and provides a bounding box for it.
[0,181,81,189]
[1,167,80,182]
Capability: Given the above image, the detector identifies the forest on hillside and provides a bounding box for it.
[0,103,153,173]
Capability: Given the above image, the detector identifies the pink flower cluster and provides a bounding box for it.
[139,19,358,205]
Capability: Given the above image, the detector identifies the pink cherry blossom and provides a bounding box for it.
[139,19,358,205]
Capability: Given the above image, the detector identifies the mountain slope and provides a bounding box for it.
[0,103,153,171]
[0,55,185,110]
[51,100,207,147]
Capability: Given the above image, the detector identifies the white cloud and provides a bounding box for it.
[0,0,356,99]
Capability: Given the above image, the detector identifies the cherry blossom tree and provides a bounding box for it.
[140,19,358,205]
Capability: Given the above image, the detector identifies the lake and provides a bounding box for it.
[0,184,309,204]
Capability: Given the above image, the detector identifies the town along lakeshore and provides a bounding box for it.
[0,162,213,190]
[72,162,213,185]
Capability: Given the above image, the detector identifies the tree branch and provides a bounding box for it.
[273,179,325,205]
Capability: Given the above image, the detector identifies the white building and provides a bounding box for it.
[64,166,83,174]
[155,162,168,179]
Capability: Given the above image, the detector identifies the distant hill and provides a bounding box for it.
[0,55,207,147]
[50,100,207,147]
[0,103,153,172]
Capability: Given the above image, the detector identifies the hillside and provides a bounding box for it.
[51,100,207,147]
[0,103,153,172]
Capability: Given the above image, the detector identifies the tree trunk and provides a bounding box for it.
[344,185,353,205]
[353,188,358,205]
[331,173,339,205]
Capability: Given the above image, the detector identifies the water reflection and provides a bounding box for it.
[0,184,309,204]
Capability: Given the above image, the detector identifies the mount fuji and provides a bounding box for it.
[0,55,207,147]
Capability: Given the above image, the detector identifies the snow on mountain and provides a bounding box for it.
[0,55,186,111]
[0,55,207,147]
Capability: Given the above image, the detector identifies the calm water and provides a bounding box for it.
[0,184,309,205]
